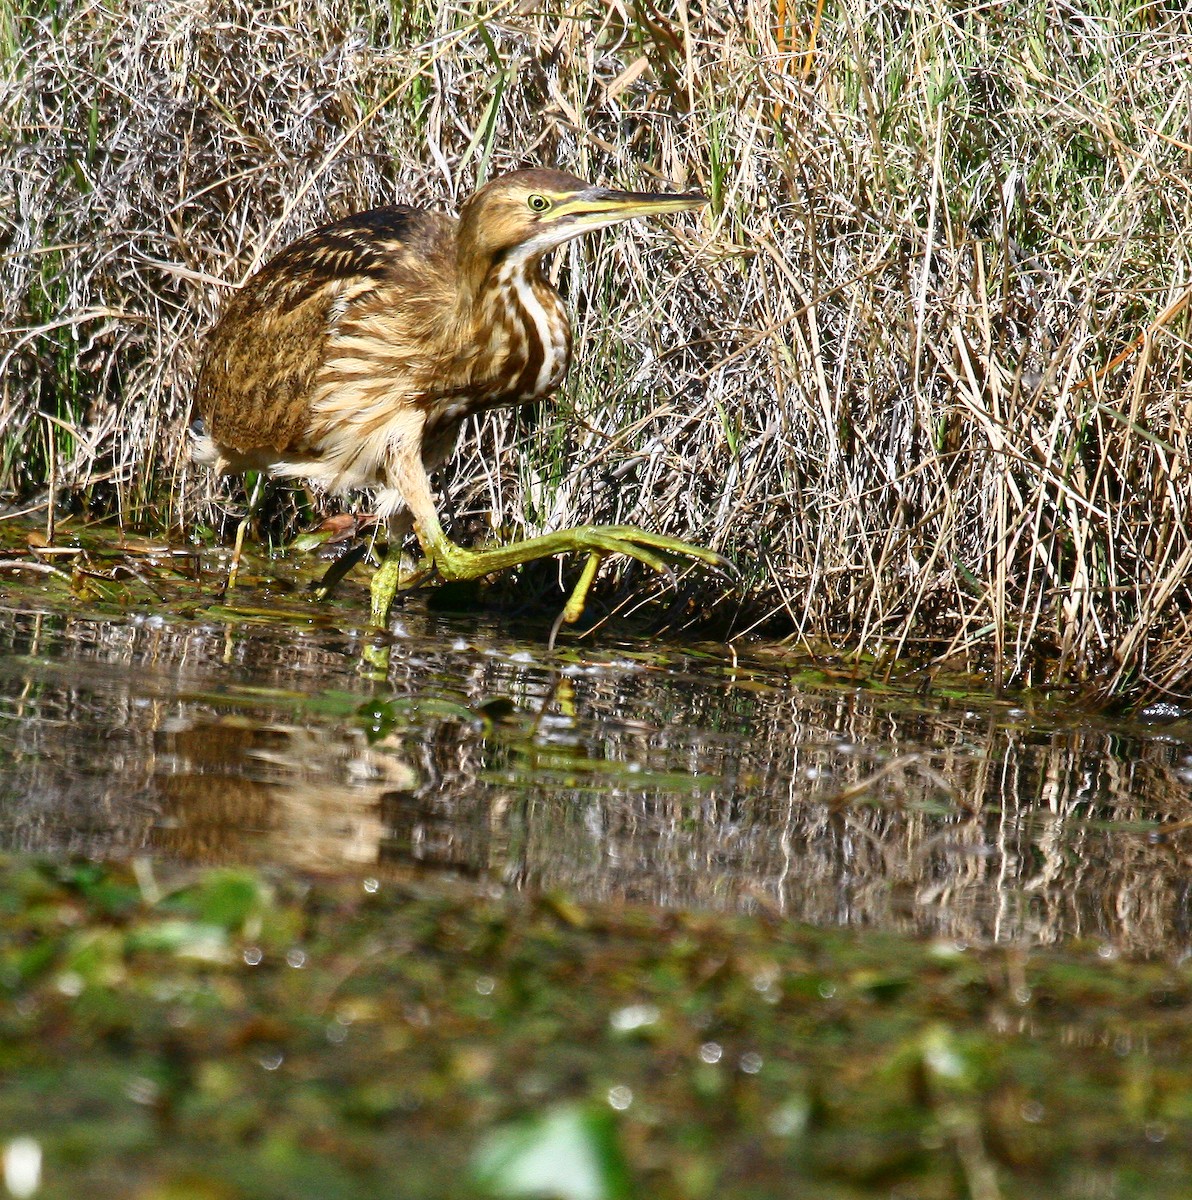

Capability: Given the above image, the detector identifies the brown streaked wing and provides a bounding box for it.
[194,206,447,457]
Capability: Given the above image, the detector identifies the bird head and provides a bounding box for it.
[457,168,708,270]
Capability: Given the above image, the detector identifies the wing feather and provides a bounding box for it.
[194,207,451,456]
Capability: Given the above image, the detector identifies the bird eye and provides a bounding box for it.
[527,194,551,213]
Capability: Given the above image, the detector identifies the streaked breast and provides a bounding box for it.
[488,259,572,403]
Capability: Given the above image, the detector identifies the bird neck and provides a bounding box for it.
[455,248,571,402]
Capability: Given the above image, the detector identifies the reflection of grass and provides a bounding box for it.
[4,854,1192,1198]
[3,1,1192,699]
[481,752,708,795]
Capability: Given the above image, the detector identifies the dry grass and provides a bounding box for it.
[3,0,1192,701]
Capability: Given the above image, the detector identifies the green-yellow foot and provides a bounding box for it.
[432,525,727,583]
[367,521,730,632]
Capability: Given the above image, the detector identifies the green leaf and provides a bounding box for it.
[472,1104,631,1200]
[182,869,270,933]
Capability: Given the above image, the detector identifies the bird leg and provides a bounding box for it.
[367,448,729,630]
[368,510,428,627]
[369,551,404,627]
[225,472,266,592]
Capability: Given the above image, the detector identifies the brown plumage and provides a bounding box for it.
[192,167,725,628]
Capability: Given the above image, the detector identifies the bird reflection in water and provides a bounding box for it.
[152,716,414,870]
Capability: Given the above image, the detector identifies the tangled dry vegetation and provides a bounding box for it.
[2,0,1192,701]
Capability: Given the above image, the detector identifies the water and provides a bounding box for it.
[3,599,1189,957]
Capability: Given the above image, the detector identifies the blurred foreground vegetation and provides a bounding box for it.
[3,2,1192,700]
[4,854,1192,1199]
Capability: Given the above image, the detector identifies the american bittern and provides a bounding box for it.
[192,168,726,628]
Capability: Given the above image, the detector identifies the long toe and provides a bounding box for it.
[584,532,674,575]
[594,526,732,571]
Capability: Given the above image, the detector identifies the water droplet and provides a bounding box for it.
[752,966,778,992]
[699,1041,723,1064]
[610,1003,660,1032]
[124,1076,159,1106]
[767,1098,809,1137]
[56,971,83,997]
